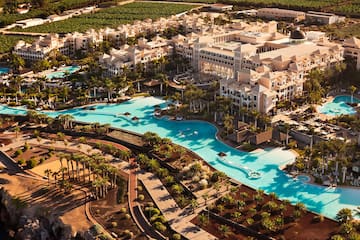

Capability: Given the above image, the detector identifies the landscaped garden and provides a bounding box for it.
[191,184,360,239]
[11,2,197,33]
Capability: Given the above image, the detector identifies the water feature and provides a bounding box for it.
[319,95,360,116]
[296,174,311,183]
[0,96,359,219]
[0,67,9,75]
[46,66,81,79]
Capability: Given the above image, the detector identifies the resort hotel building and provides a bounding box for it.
[172,23,344,114]
[12,12,349,114]
[343,37,360,70]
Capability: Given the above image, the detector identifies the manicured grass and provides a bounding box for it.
[12,2,197,34]
[0,35,34,53]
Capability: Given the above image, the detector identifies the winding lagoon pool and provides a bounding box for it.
[1,97,359,219]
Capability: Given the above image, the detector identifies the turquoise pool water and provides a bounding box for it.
[0,97,359,219]
[0,67,9,75]
[46,66,81,79]
[297,175,311,183]
[319,95,360,116]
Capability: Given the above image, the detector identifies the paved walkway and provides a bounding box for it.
[116,161,220,240]
[128,157,167,240]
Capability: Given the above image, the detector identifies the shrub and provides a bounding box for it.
[154,221,167,232]
[120,207,127,213]
[246,218,254,225]
[172,233,181,240]
[125,214,131,219]
[17,159,25,165]
[124,230,133,239]
[111,221,117,228]
[137,185,143,191]
[92,224,102,235]
[293,210,302,220]
[14,149,23,157]
[331,235,345,240]
[23,143,30,152]
[26,158,38,168]
[138,194,145,201]
[313,215,324,223]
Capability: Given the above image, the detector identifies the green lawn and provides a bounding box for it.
[0,35,34,53]
[11,2,197,34]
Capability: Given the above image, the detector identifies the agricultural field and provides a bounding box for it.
[11,2,197,33]
[0,35,34,54]
[0,0,115,27]
[164,0,360,17]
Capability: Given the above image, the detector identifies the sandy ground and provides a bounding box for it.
[31,159,62,176]
[0,172,92,235]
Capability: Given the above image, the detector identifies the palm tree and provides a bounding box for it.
[218,224,231,238]
[44,169,52,186]
[102,123,111,135]
[57,114,74,129]
[104,78,115,100]
[190,199,199,213]
[232,211,242,222]
[223,114,234,135]
[349,85,357,103]
[72,154,81,181]
[251,110,260,129]
[52,171,59,187]
[171,183,183,195]
[198,214,209,226]
[92,178,102,199]
[60,167,67,181]
[239,106,247,123]
[284,123,290,146]
[9,54,25,73]
[336,208,353,223]
[14,126,20,138]
[65,154,72,179]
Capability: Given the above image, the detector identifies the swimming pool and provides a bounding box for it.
[0,67,9,75]
[319,95,360,116]
[46,66,81,79]
[1,97,359,219]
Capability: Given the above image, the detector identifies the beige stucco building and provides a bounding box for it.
[257,8,306,22]
[343,37,360,70]
[172,21,344,114]
[98,36,172,76]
